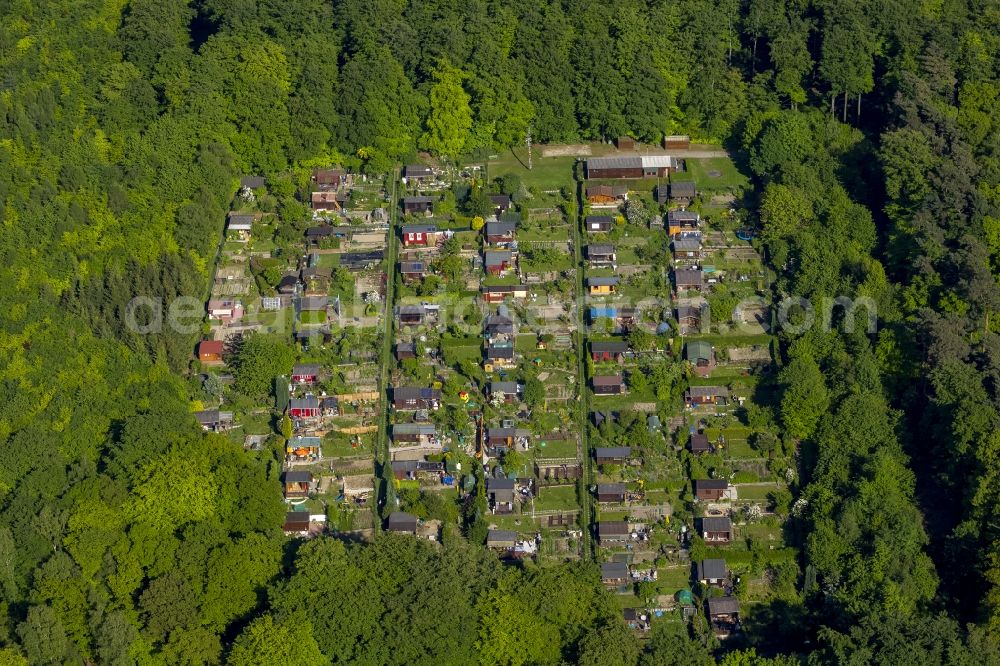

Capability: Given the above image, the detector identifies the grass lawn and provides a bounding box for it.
[724,438,757,459]
[736,483,782,501]
[323,434,374,458]
[656,566,694,595]
[483,274,523,286]
[486,151,578,191]
[684,333,774,347]
[316,253,341,268]
[440,337,482,365]
[519,226,572,242]
[737,521,785,544]
[686,157,749,193]
[299,310,328,325]
[533,436,578,459]
[533,485,580,512]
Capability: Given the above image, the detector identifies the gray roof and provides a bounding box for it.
[587,277,620,287]
[586,156,675,170]
[592,375,623,387]
[387,512,418,532]
[399,261,426,273]
[290,396,319,409]
[240,176,265,188]
[598,520,629,536]
[668,210,700,223]
[489,381,520,394]
[195,409,233,424]
[591,340,629,353]
[707,596,740,616]
[601,561,629,579]
[402,223,437,233]
[586,215,615,225]
[284,471,313,484]
[698,559,728,581]
[597,483,626,495]
[306,226,335,238]
[486,345,514,359]
[687,386,729,398]
[670,181,697,197]
[701,517,732,532]
[403,164,433,178]
[595,446,631,458]
[292,363,321,375]
[486,221,516,236]
[588,244,615,256]
[672,238,701,251]
[695,479,729,490]
[674,269,703,287]
[397,305,426,315]
[391,423,437,436]
[487,478,516,491]
[690,433,711,451]
[587,184,628,197]
[300,296,328,311]
[487,529,518,544]
[484,250,513,266]
[403,196,436,204]
[393,387,440,401]
[587,156,643,170]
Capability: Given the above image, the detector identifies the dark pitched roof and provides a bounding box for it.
[588,244,616,256]
[484,250,512,266]
[489,381,520,394]
[586,215,615,225]
[690,433,711,451]
[601,561,629,579]
[487,529,518,544]
[300,296,328,311]
[670,181,697,198]
[597,483,626,495]
[283,471,313,484]
[399,261,427,273]
[668,210,700,223]
[687,386,730,398]
[686,341,712,362]
[592,375,623,387]
[598,520,629,536]
[403,196,436,204]
[587,184,628,197]
[306,225,336,238]
[587,277,620,287]
[290,396,319,409]
[487,478,516,491]
[591,340,629,353]
[694,479,729,491]
[674,269,703,287]
[486,345,515,359]
[595,446,631,459]
[284,511,310,530]
[698,559,728,581]
[401,223,438,233]
[393,387,441,401]
[387,511,418,532]
[701,517,732,532]
[403,164,434,178]
[486,220,516,236]
[292,363,321,375]
[707,596,740,616]
[240,175,265,189]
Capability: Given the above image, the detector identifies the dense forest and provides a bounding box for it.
[0,0,998,663]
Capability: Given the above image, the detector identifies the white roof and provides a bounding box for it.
[640,155,675,169]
